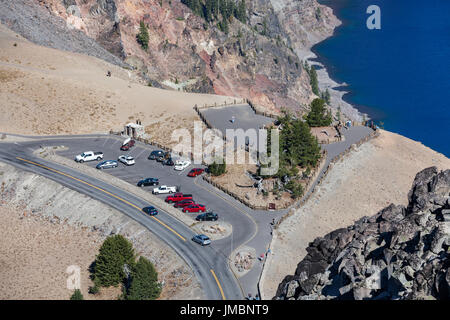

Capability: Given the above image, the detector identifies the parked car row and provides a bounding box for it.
[163,192,218,220]
[74,141,215,246]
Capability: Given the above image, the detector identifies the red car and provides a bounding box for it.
[165,193,193,203]
[174,199,195,208]
[120,139,135,151]
[182,204,206,213]
[187,168,204,177]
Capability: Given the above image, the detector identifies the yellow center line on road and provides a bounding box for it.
[16,157,186,241]
[210,269,226,300]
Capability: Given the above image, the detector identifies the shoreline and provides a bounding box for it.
[298,0,366,122]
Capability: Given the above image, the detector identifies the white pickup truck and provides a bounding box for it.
[75,151,104,163]
[152,185,177,195]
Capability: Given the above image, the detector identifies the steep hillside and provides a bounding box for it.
[1,0,340,115]
[275,167,450,300]
[0,23,236,136]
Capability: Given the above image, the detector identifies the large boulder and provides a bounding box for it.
[274,168,450,300]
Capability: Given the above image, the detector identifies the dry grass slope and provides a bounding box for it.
[0,23,237,137]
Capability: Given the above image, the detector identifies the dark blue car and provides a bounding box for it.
[137,178,159,187]
[142,206,158,216]
[148,150,165,160]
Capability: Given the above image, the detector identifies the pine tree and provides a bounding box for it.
[208,159,226,176]
[136,21,149,50]
[236,0,246,23]
[309,66,319,96]
[70,289,84,300]
[273,113,322,174]
[204,0,213,22]
[125,257,161,300]
[321,88,331,104]
[93,235,135,287]
[306,98,332,127]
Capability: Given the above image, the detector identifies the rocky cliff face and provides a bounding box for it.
[275,167,450,300]
[27,0,338,113]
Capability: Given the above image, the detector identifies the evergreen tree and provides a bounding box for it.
[218,17,229,34]
[269,112,322,175]
[136,21,149,50]
[93,235,135,287]
[204,0,213,22]
[262,18,268,36]
[306,98,332,127]
[321,88,330,104]
[208,159,226,176]
[182,0,246,28]
[309,66,319,96]
[125,257,161,300]
[236,0,246,23]
[285,180,304,199]
[70,289,84,300]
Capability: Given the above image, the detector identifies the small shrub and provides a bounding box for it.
[70,289,84,300]
[88,284,99,295]
[208,159,226,176]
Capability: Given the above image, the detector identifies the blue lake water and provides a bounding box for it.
[315,0,450,157]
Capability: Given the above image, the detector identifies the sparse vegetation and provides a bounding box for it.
[181,0,247,32]
[136,21,149,50]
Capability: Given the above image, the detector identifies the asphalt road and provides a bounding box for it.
[0,112,373,300]
[0,139,243,300]
[200,104,274,136]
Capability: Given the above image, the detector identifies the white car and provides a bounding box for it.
[75,151,103,163]
[118,155,135,166]
[152,185,177,194]
[174,160,191,171]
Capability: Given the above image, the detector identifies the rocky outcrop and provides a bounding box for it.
[275,167,450,300]
[0,0,126,68]
[3,0,340,115]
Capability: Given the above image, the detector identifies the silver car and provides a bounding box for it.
[192,234,211,246]
[118,155,135,166]
[96,160,118,169]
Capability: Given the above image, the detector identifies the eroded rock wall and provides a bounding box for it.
[28,0,338,114]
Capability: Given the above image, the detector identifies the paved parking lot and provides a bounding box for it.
[55,136,260,256]
[200,104,275,135]
[48,110,373,300]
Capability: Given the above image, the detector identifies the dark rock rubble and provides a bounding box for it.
[275,167,450,300]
